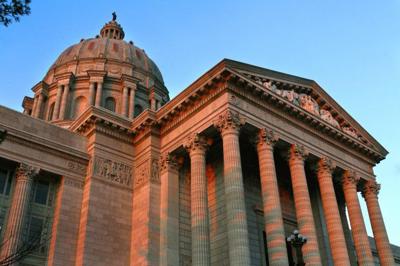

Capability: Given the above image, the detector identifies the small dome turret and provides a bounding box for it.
[100,12,125,40]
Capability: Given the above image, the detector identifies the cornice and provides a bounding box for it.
[225,68,385,163]
[70,106,135,143]
[54,72,75,84]
[31,81,49,94]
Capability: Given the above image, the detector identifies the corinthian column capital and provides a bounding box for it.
[159,152,179,173]
[213,110,245,135]
[15,163,39,181]
[256,128,278,150]
[317,157,336,175]
[183,133,209,155]
[288,143,309,163]
[362,180,381,198]
[342,170,360,188]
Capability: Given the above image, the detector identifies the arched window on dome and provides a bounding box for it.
[105,97,116,112]
[72,96,88,119]
[134,104,143,117]
[47,102,55,121]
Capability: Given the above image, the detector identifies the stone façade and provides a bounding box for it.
[0,16,397,266]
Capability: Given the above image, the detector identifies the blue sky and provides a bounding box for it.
[1,1,399,245]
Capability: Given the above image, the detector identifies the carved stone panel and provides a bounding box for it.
[93,156,132,187]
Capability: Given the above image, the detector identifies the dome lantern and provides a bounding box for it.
[100,12,125,40]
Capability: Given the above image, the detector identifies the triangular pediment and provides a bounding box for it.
[221,59,387,159]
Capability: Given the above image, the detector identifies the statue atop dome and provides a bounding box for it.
[100,13,124,40]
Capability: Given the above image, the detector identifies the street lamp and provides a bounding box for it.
[287,229,307,266]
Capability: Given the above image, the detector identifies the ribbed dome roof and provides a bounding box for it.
[49,37,164,83]
[48,14,164,84]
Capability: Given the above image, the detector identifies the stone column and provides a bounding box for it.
[214,110,251,266]
[34,93,44,118]
[288,144,322,265]
[31,96,38,118]
[129,87,136,119]
[256,128,289,265]
[88,82,95,106]
[59,84,70,120]
[362,180,395,266]
[316,158,350,265]
[0,163,38,262]
[184,133,211,266]
[159,153,180,266]
[52,85,63,120]
[122,87,129,117]
[95,82,103,107]
[342,171,374,265]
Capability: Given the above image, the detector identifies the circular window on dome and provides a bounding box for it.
[105,97,116,112]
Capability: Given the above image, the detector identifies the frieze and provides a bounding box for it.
[93,156,132,187]
[134,158,161,190]
[66,161,86,175]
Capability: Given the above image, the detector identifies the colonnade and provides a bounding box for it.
[32,80,139,120]
[161,110,395,266]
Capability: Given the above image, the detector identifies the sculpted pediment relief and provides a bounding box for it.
[250,73,364,142]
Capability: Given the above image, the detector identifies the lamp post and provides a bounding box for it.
[287,229,307,266]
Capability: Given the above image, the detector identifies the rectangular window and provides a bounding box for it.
[34,181,49,205]
[0,169,12,196]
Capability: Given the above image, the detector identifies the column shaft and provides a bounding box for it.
[59,84,70,120]
[0,164,37,261]
[184,134,211,266]
[363,180,395,266]
[317,158,350,265]
[34,94,44,118]
[288,144,322,265]
[122,87,129,117]
[256,129,288,265]
[31,96,37,117]
[52,85,63,120]
[129,87,135,119]
[95,82,103,107]
[88,82,95,106]
[342,171,375,265]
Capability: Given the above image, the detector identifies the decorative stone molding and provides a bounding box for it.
[66,161,86,175]
[134,158,161,190]
[317,157,336,174]
[362,180,381,198]
[183,133,209,155]
[15,163,39,181]
[213,110,245,134]
[0,129,6,144]
[257,128,278,146]
[289,144,309,162]
[151,159,160,184]
[342,170,360,188]
[134,161,149,189]
[93,156,132,187]
[159,152,179,173]
[254,75,363,140]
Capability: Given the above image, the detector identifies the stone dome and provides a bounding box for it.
[47,22,164,85]
[24,14,169,127]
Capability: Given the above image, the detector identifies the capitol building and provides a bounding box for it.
[0,15,397,265]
